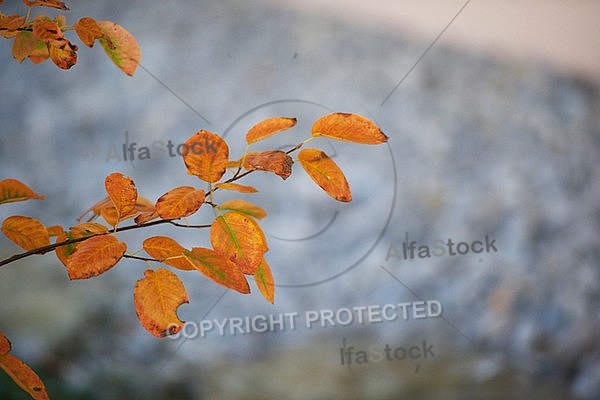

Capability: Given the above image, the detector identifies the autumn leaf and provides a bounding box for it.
[0,354,49,400]
[0,179,44,204]
[0,15,26,38]
[0,332,10,356]
[97,20,140,76]
[54,228,74,267]
[22,0,68,10]
[243,150,293,180]
[32,20,63,42]
[12,31,43,62]
[210,211,268,274]
[27,40,49,64]
[155,186,205,220]
[100,206,139,226]
[134,268,189,338]
[298,148,352,202]
[48,38,77,69]
[105,172,137,224]
[183,247,250,294]
[70,222,109,237]
[74,17,103,47]
[254,258,274,303]
[246,117,297,144]
[143,236,193,271]
[1,216,50,251]
[134,210,159,225]
[218,199,266,220]
[66,235,126,279]
[312,113,389,144]
[215,182,257,193]
[183,130,229,183]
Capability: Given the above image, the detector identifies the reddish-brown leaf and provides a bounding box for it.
[66,235,126,279]
[312,113,389,144]
[134,268,189,338]
[215,182,258,193]
[0,179,45,204]
[143,236,193,271]
[254,258,275,303]
[183,131,229,183]
[155,186,205,220]
[0,354,49,400]
[184,247,250,294]
[218,199,266,220]
[32,20,63,42]
[22,0,68,10]
[0,15,26,38]
[210,212,268,274]
[0,332,10,356]
[97,20,140,76]
[243,150,293,180]
[74,17,103,47]
[105,172,137,224]
[1,216,50,251]
[298,148,352,202]
[246,117,297,144]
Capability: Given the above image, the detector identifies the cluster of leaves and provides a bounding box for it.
[0,0,140,75]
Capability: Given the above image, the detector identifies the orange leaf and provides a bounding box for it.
[105,172,137,224]
[218,199,266,220]
[215,182,257,193]
[298,148,352,202]
[79,196,152,222]
[66,235,126,279]
[12,31,42,62]
[246,117,297,144]
[0,179,45,204]
[0,354,49,400]
[155,186,205,220]
[143,236,193,271]
[100,206,138,226]
[47,225,63,237]
[243,150,293,180]
[74,17,103,47]
[48,38,77,70]
[1,216,50,251]
[134,268,189,338]
[210,212,268,275]
[27,40,50,64]
[54,228,74,267]
[254,258,275,303]
[134,210,159,225]
[312,113,389,144]
[0,332,10,355]
[22,0,68,10]
[70,222,109,237]
[183,130,229,183]
[97,20,140,76]
[184,247,250,294]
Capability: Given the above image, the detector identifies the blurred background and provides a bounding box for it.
[1,0,599,399]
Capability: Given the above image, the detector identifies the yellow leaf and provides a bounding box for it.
[218,199,266,220]
[298,148,352,202]
[97,20,140,76]
[1,216,50,251]
[210,212,268,275]
[134,268,189,338]
[155,186,205,220]
[246,117,297,144]
[215,182,257,193]
[66,235,126,279]
[254,258,275,303]
[183,130,229,183]
[104,172,137,225]
[243,150,293,180]
[143,236,193,271]
[312,113,389,144]
[0,179,45,204]
[74,17,103,48]
[184,247,250,294]
[0,354,49,400]
[0,332,10,355]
